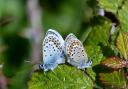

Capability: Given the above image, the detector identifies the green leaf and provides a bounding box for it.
[85,16,111,46]
[85,45,104,82]
[83,17,111,82]
[28,65,93,89]
[101,56,127,69]
[98,0,128,32]
[98,0,123,13]
[99,70,126,89]
[116,31,128,60]
[118,0,128,32]
[85,45,104,66]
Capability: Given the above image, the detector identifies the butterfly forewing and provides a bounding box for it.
[40,29,65,71]
[65,33,92,69]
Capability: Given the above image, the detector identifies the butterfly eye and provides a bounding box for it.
[39,64,43,69]
[41,64,43,67]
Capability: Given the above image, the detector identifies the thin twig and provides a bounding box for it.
[27,0,44,70]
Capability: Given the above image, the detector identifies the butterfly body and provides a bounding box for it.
[40,29,65,71]
[65,33,92,69]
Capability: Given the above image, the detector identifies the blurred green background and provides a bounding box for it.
[0,0,128,89]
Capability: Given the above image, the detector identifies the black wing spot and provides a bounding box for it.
[50,54,52,56]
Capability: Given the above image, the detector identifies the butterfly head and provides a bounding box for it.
[85,59,92,67]
[76,59,92,69]
[39,64,50,71]
[39,64,44,70]
[39,63,57,71]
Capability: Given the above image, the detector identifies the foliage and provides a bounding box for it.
[101,56,127,70]
[28,65,93,89]
[116,31,128,60]
[99,70,126,88]
[0,0,128,89]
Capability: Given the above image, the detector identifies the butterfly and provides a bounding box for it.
[64,33,92,69]
[39,29,65,71]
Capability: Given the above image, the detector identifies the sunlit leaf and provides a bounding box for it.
[116,31,128,60]
[98,0,123,13]
[99,70,126,89]
[85,16,111,46]
[28,65,93,89]
[85,45,104,67]
[98,0,128,32]
[118,0,128,32]
[84,17,111,82]
[85,45,104,83]
[101,56,127,69]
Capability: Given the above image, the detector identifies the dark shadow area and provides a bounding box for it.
[87,0,98,9]
[3,34,30,77]
[90,16,107,26]
[105,11,119,27]
[39,0,65,13]
[98,43,115,57]
[92,64,115,88]
[0,15,14,27]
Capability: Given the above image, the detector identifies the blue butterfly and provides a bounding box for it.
[64,33,92,69]
[39,29,65,71]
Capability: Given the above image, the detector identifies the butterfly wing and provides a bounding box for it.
[65,33,92,69]
[40,29,65,71]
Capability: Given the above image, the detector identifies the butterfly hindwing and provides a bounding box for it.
[65,33,92,69]
[40,29,65,71]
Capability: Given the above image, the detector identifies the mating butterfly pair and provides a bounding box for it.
[39,29,92,71]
